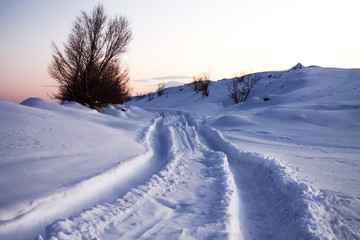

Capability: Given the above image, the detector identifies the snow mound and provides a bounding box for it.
[100,105,127,118]
[21,97,62,111]
[290,62,304,70]
[210,114,254,127]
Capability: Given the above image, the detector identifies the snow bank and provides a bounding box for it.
[0,99,154,239]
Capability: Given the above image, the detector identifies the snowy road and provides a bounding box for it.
[42,112,341,239]
[44,112,243,239]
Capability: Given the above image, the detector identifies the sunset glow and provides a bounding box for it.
[1,0,359,103]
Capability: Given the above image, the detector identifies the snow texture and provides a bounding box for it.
[0,64,359,239]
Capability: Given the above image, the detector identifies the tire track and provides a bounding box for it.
[1,118,165,240]
[196,121,332,239]
[44,112,244,239]
[39,111,337,239]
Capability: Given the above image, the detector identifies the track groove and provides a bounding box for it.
[44,112,243,239]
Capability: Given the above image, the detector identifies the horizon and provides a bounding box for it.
[1,0,359,103]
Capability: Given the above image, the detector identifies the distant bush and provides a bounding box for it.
[157,83,165,96]
[134,92,147,101]
[228,73,260,103]
[192,72,211,96]
[147,91,154,101]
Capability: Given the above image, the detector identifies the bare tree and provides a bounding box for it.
[191,72,211,96]
[228,73,260,103]
[228,78,241,104]
[49,4,132,109]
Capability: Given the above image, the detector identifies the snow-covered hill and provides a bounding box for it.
[0,64,359,239]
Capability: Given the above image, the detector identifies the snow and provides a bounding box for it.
[0,64,359,239]
[0,99,154,239]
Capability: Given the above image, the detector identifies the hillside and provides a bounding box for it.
[0,64,359,239]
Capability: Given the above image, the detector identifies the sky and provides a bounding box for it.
[0,0,359,103]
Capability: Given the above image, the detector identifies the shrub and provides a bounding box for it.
[228,73,260,103]
[147,91,154,101]
[228,78,241,104]
[134,92,146,101]
[157,83,165,96]
[192,72,211,96]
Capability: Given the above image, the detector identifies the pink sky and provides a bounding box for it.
[1,0,359,103]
